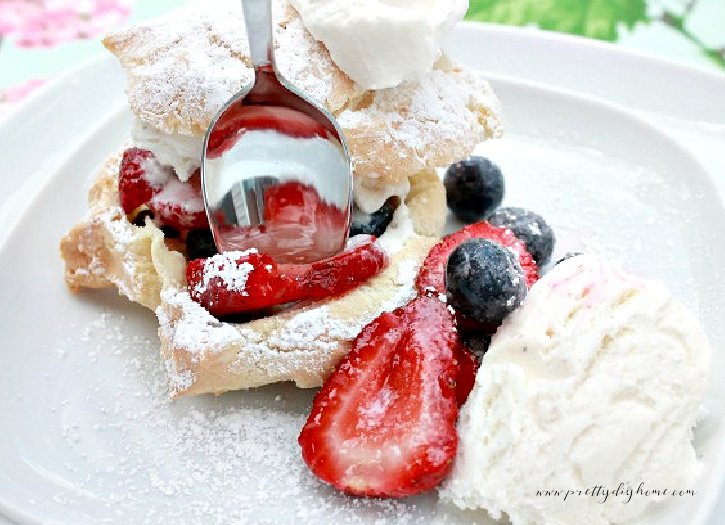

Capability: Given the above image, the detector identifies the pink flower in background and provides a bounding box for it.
[0,0,132,47]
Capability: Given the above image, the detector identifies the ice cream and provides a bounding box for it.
[440,255,711,525]
[289,0,468,90]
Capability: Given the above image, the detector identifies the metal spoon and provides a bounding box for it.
[201,0,352,264]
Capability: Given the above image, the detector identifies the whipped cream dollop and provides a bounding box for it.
[289,0,468,89]
[441,255,711,525]
[132,119,203,181]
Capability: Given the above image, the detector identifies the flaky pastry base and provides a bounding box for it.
[60,151,446,397]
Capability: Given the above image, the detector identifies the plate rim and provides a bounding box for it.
[0,23,723,525]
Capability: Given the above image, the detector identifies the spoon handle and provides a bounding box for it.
[242,0,274,69]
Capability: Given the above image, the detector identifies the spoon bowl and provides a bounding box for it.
[202,0,352,263]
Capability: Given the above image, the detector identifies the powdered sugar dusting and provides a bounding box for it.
[140,155,173,187]
[157,288,240,354]
[99,207,143,298]
[150,178,205,214]
[106,0,350,137]
[195,250,259,295]
[159,244,421,394]
[273,6,347,110]
[338,66,502,175]
[43,312,444,523]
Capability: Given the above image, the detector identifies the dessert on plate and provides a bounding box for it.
[58,1,713,523]
[59,0,502,396]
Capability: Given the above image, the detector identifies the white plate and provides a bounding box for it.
[1,25,724,525]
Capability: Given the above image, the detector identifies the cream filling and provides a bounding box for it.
[131,119,203,181]
[377,204,414,256]
[353,177,410,214]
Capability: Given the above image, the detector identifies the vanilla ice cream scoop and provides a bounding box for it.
[290,0,468,89]
[440,255,711,525]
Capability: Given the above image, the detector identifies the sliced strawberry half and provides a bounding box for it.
[298,295,459,498]
[416,221,539,295]
[455,344,478,407]
[187,250,303,317]
[187,237,387,317]
[118,147,169,215]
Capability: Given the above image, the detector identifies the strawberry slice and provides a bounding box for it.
[187,250,303,317]
[187,236,387,317]
[455,344,478,407]
[300,235,387,299]
[416,221,539,295]
[118,148,170,215]
[149,176,209,230]
[298,295,459,498]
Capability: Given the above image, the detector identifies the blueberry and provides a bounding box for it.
[462,333,492,361]
[161,225,180,239]
[446,239,527,326]
[186,229,218,261]
[488,207,555,266]
[444,156,504,223]
[131,209,154,227]
[350,199,396,237]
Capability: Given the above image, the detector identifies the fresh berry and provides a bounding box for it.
[149,178,209,230]
[300,235,387,299]
[187,250,303,317]
[444,156,504,223]
[160,225,180,239]
[462,333,492,360]
[446,239,527,326]
[556,252,583,265]
[186,229,218,261]
[118,148,166,215]
[130,209,154,227]
[454,313,498,335]
[350,200,396,237]
[416,221,538,295]
[488,206,556,266]
[298,295,459,498]
[187,237,387,316]
[455,344,478,407]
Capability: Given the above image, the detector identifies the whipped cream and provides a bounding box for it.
[377,204,415,255]
[441,255,711,525]
[290,0,468,89]
[131,119,203,181]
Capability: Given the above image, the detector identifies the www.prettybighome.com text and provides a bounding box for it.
[537,482,696,504]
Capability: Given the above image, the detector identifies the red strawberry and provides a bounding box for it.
[149,178,209,230]
[118,148,168,215]
[300,235,387,299]
[455,344,478,407]
[416,221,539,295]
[298,295,459,498]
[187,237,387,316]
[187,250,303,317]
